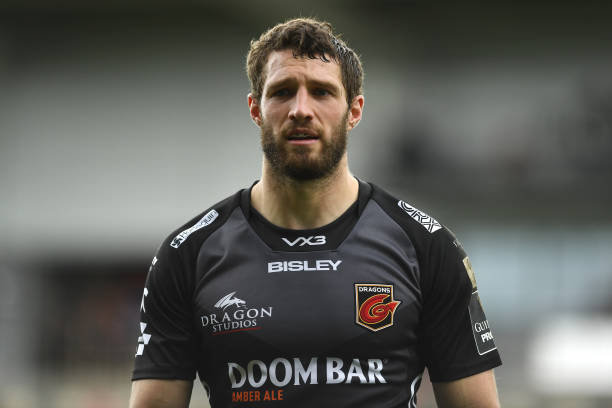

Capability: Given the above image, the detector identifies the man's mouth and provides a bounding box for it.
[288,133,318,140]
[287,130,319,144]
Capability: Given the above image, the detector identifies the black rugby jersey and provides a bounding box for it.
[132,180,501,407]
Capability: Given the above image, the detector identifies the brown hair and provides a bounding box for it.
[246,17,364,104]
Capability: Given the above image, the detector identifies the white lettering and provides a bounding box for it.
[293,357,318,385]
[345,359,367,384]
[359,286,391,293]
[367,359,386,384]
[170,209,219,248]
[260,307,272,318]
[247,360,267,388]
[326,358,345,384]
[228,363,246,388]
[268,262,283,273]
[282,237,301,247]
[201,313,220,327]
[281,236,326,247]
[269,358,292,387]
[311,236,326,245]
[204,307,271,334]
[474,320,490,333]
[227,357,387,388]
[267,260,342,273]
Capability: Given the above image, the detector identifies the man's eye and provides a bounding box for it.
[272,89,290,97]
[313,88,330,96]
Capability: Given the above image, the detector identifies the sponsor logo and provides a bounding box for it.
[355,284,401,331]
[170,209,219,248]
[135,287,151,357]
[281,235,326,247]
[228,357,387,389]
[215,292,246,310]
[397,200,442,233]
[474,320,494,341]
[267,260,342,273]
[201,292,273,335]
[232,389,283,403]
[468,290,497,355]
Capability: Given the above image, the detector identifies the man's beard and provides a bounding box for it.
[260,110,348,181]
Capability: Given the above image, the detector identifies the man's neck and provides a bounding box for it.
[251,158,359,230]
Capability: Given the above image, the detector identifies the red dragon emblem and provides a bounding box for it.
[355,284,401,331]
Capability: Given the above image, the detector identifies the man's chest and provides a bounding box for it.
[192,239,422,356]
[185,209,427,406]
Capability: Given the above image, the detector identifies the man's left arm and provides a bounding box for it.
[432,369,500,408]
[417,227,502,405]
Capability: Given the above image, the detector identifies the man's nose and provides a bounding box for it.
[288,88,314,123]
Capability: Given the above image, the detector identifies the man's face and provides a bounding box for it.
[250,49,356,181]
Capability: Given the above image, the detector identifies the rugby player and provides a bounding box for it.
[130,17,502,408]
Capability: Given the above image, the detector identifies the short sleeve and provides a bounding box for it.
[418,228,502,382]
[132,240,197,381]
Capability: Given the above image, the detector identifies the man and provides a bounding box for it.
[130,18,502,408]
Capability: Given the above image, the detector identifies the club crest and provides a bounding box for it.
[355,284,401,332]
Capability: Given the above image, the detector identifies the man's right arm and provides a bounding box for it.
[132,245,198,406]
[129,379,193,408]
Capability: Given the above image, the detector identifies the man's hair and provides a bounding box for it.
[246,17,363,104]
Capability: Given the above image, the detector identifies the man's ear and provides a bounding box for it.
[248,93,262,127]
[348,95,364,130]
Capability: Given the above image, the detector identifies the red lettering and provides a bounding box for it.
[232,391,261,402]
[263,389,283,401]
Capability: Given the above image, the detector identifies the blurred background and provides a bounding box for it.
[1,1,611,407]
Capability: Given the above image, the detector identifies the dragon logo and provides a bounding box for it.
[355,284,401,332]
[215,292,246,310]
[359,294,399,324]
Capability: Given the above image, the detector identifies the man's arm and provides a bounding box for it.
[432,369,500,408]
[129,379,193,408]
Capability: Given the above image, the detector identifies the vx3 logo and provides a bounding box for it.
[281,235,326,247]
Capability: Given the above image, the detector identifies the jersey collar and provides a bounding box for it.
[240,178,372,252]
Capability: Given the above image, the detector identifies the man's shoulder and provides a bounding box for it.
[367,182,456,248]
[159,188,245,254]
